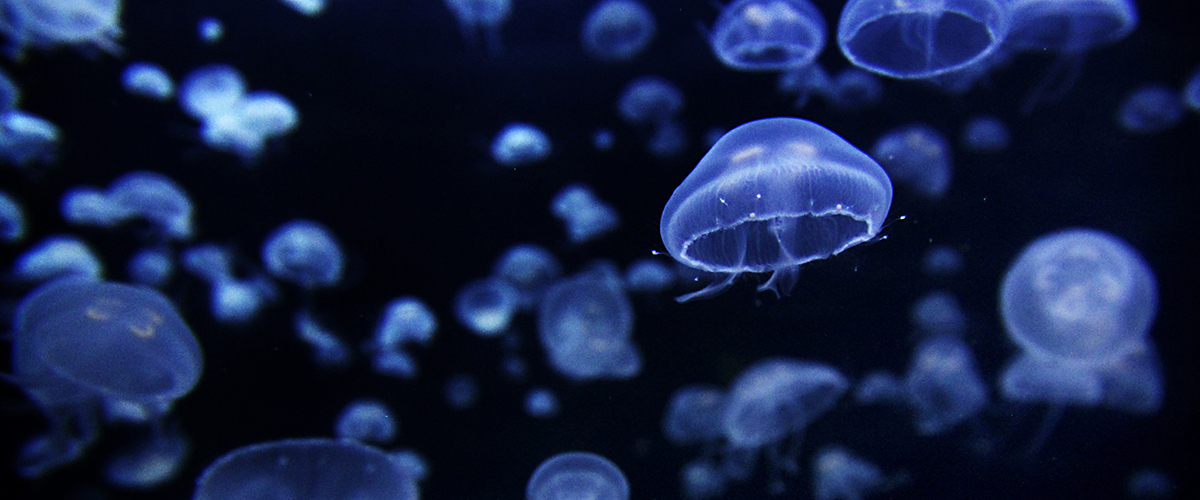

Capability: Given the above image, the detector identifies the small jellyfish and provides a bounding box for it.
[838,0,1010,79]
[999,228,1157,362]
[960,115,1010,152]
[61,187,122,228]
[106,171,195,240]
[372,349,419,379]
[660,117,892,301]
[1117,84,1184,135]
[389,449,430,483]
[375,297,438,349]
[492,243,562,309]
[278,0,326,17]
[122,62,175,101]
[0,190,26,242]
[853,371,902,405]
[179,64,247,122]
[454,277,519,337]
[104,426,189,489]
[262,219,344,289]
[581,0,656,61]
[197,17,224,44]
[680,459,728,500]
[527,452,629,500]
[708,0,827,71]
[1184,65,1200,113]
[524,387,560,419]
[538,265,641,381]
[443,0,512,53]
[0,68,19,112]
[999,350,1104,407]
[826,68,884,110]
[127,248,174,287]
[662,384,726,446]
[870,123,953,200]
[551,184,620,244]
[722,358,848,448]
[922,245,964,276]
[445,373,480,409]
[623,258,675,293]
[210,278,277,325]
[335,399,397,444]
[777,63,831,108]
[617,76,684,126]
[14,235,104,282]
[901,335,988,435]
[0,110,60,167]
[0,0,122,54]
[293,310,351,367]
[812,446,885,500]
[593,128,616,151]
[491,123,552,166]
[646,120,689,159]
[194,438,419,500]
[910,291,967,337]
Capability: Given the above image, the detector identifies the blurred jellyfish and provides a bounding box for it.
[538,265,641,381]
[681,459,728,500]
[278,0,326,17]
[812,446,885,500]
[127,248,174,287]
[999,351,1104,407]
[61,187,121,228]
[623,258,675,293]
[660,117,892,301]
[0,110,59,167]
[524,387,560,419]
[581,0,656,61]
[106,171,195,240]
[293,311,351,367]
[826,68,883,110]
[871,123,952,199]
[181,244,234,284]
[335,399,397,444]
[551,184,620,244]
[647,120,689,159]
[1117,84,1184,135]
[910,291,967,337]
[527,452,629,500]
[922,245,964,276]
[960,115,1010,152]
[389,449,430,483]
[0,68,18,111]
[491,122,552,166]
[0,0,123,54]
[723,358,847,448]
[777,63,831,108]
[617,76,684,126]
[262,220,344,289]
[375,297,438,349]
[445,373,480,409]
[14,235,104,282]
[454,277,520,337]
[708,0,827,71]
[443,0,512,53]
[902,335,988,435]
[104,426,190,489]
[492,243,562,309]
[210,278,277,325]
[1126,468,1174,500]
[853,371,902,405]
[372,349,419,379]
[0,190,26,242]
[1184,65,1200,113]
[122,63,175,101]
[197,17,224,44]
[200,90,300,161]
[593,128,616,151]
[837,0,1010,79]
[662,384,726,446]
[195,438,419,500]
[12,279,202,477]
[179,65,247,122]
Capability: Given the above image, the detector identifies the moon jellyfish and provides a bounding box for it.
[0,190,26,242]
[870,123,953,200]
[837,0,1010,79]
[179,65,247,121]
[778,63,831,108]
[1117,84,1184,135]
[443,0,512,53]
[335,399,397,444]
[526,452,629,500]
[901,335,987,435]
[551,184,620,244]
[623,258,675,293]
[524,387,560,419]
[278,0,326,17]
[0,109,59,167]
[262,220,344,289]
[826,68,884,110]
[960,115,1010,152]
[581,0,656,61]
[680,459,727,500]
[127,248,174,287]
[293,310,351,367]
[662,384,727,445]
[617,76,684,126]
[197,17,223,44]
[922,244,964,276]
[909,291,967,337]
[454,277,520,337]
[194,438,419,500]
[492,243,562,309]
[0,0,122,55]
[14,235,104,282]
[491,122,552,166]
[106,171,195,240]
[12,278,202,477]
[122,62,174,101]
[708,0,827,71]
[659,117,892,301]
[722,358,848,448]
[375,296,438,349]
[812,446,885,500]
[537,264,641,381]
[104,426,190,489]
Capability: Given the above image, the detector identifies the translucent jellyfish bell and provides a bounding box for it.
[1005,0,1137,54]
[960,115,1010,152]
[454,277,519,337]
[708,0,827,71]
[0,109,60,167]
[14,235,104,282]
[659,117,892,301]
[537,265,640,381]
[722,358,848,448]
[581,0,657,61]
[122,63,175,101]
[107,171,195,240]
[443,0,512,53]
[617,76,684,126]
[837,0,1011,79]
[1,190,27,242]
[262,220,345,289]
[491,123,552,167]
[179,65,247,121]
[901,335,988,435]
[194,438,419,500]
[1116,84,1184,135]
[526,452,630,500]
[0,0,123,54]
[870,123,953,200]
[662,384,727,445]
[999,228,1157,361]
[812,446,885,500]
[335,399,397,444]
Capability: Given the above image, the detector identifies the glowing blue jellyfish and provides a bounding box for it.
[662,384,726,445]
[454,277,520,337]
[194,438,419,500]
[127,248,174,287]
[293,310,351,367]
[551,184,620,244]
[0,190,25,242]
[179,65,247,122]
[999,228,1157,361]
[837,0,1010,79]
[537,265,641,381]
[443,0,512,52]
[527,452,629,500]
[197,17,223,44]
[680,459,727,500]
[1117,84,1184,135]
[104,426,189,489]
[708,0,827,71]
[181,244,278,324]
[0,110,59,167]
[826,68,883,110]
[910,291,966,337]
[777,63,831,108]
[581,0,656,61]
[922,245,963,276]
[812,446,885,500]
[0,0,122,55]
[0,68,18,111]
[660,117,893,301]
[12,278,202,477]
[375,296,438,349]
[491,122,552,166]
[617,76,684,125]
[122,63,175,101]
[262,220,344,289]
[960,115,1010,152]
[623,258,675,293]
[492,243,562,309]
[722,358,847,448]
[1005,0,1137,54]
[524,387,560,419]
[278,0,326,17]
[201,90,300,161]
[647,120,689,159]
[14,235,104,282]
[106,171,195,240]
[335,399,397,444]
[593,128,616,151]
[871,123,952,199]
[901,335,987,435]
[1185,65,1200,113]
[853,371,902,405]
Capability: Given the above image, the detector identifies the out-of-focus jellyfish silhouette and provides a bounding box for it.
[14,235,104,282]
[680,459,727,500]
[1184,65,1200,113]
[593,128,616,151]
[197,17,223,44]
[0,190,26,241]
[826,68,884,110]
[375,296,438,349]
[122,63,174,101]
[443,0,512,53]
[662,384,726,445]
[179,65,247,122]
[105,171,195,240]
[960,115,1010,152]
[837,0,1010,79]
[181,244,277,324]
[537,264,641,381]
[335,399,397,444]
[618,76,684,126]
[646,119,689,159]
[262,219,344,290]
[722,358,847,448]
[581,0,656,61]
[778,63,831,108]
[811,446,885,500]
[193,438,419,500]
[526,451,629,500]
[910,291,967,337]
[278,0,326,17]
[551,184,620,244]
[0,109,59,167]
[12,278,202,477]
[870,123,952,200]
[0,0,123,55]
[293,310,351,367]
[708,0,827,71]
[201,90,300,161]
[444,373,480,409]
[492,243,562,309]
[660,117,893,301]
[623,258,675,293]
[127,248,174,287]
[104,426,190,489]
[901,335,987,435]
[491,122,552,167]
[524,387,560,419]
[1126,468,1175,500]
[922,244,964,276]
[1117,84,1184,135]
[853,371,902,405]
[0,68,18,111]
[454,277,520,337]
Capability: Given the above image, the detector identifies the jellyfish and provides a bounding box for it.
[444,373,480,409]
[0,109,59,167]
[197,17,223,44]
[537,264,641,381]
[491,122,552,167]
[853,371,902,405]
[201,90,300,161]
[454,277,519,337]
[526,452,629,500]
[0,68,18,112]
[777,63,831,108]
[262,219,344,289]
[909,291,967,337]
[722,358,848,449]
[960,115,1011,152]
[182,244,278,324]
[179,65,247,122]
[662,384,727,446]
[870,123,953,200]
[443,0,512,53]
[646,119,689,159]
[1185,65,1200,113]
[13,235,104,282]
[617,76,684,126]
[106,171,195,241]
[524,387,560,419]
[104,425,190,489]
[1117,84,1184,135]
[194,438,419,500]
[708,0,827,71]
[581,0,657,61]
[659,117,893,301]
[0,0,123,55]
[551,184,620,244]
[825,68,884,110]
[293,310,351,367]
[0,190,26,242]
[901,335,988,435]
[11,278,202,477]
[921,245,964,276]
[335,399,397,444]
[812,446,885,500]
[623,258,675,293]
[278,0,326,17]
[491,243,562,309]
[127,248,174,287]
[122,63,175,101]
[680,458,728,500]
[375,296,438,349]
